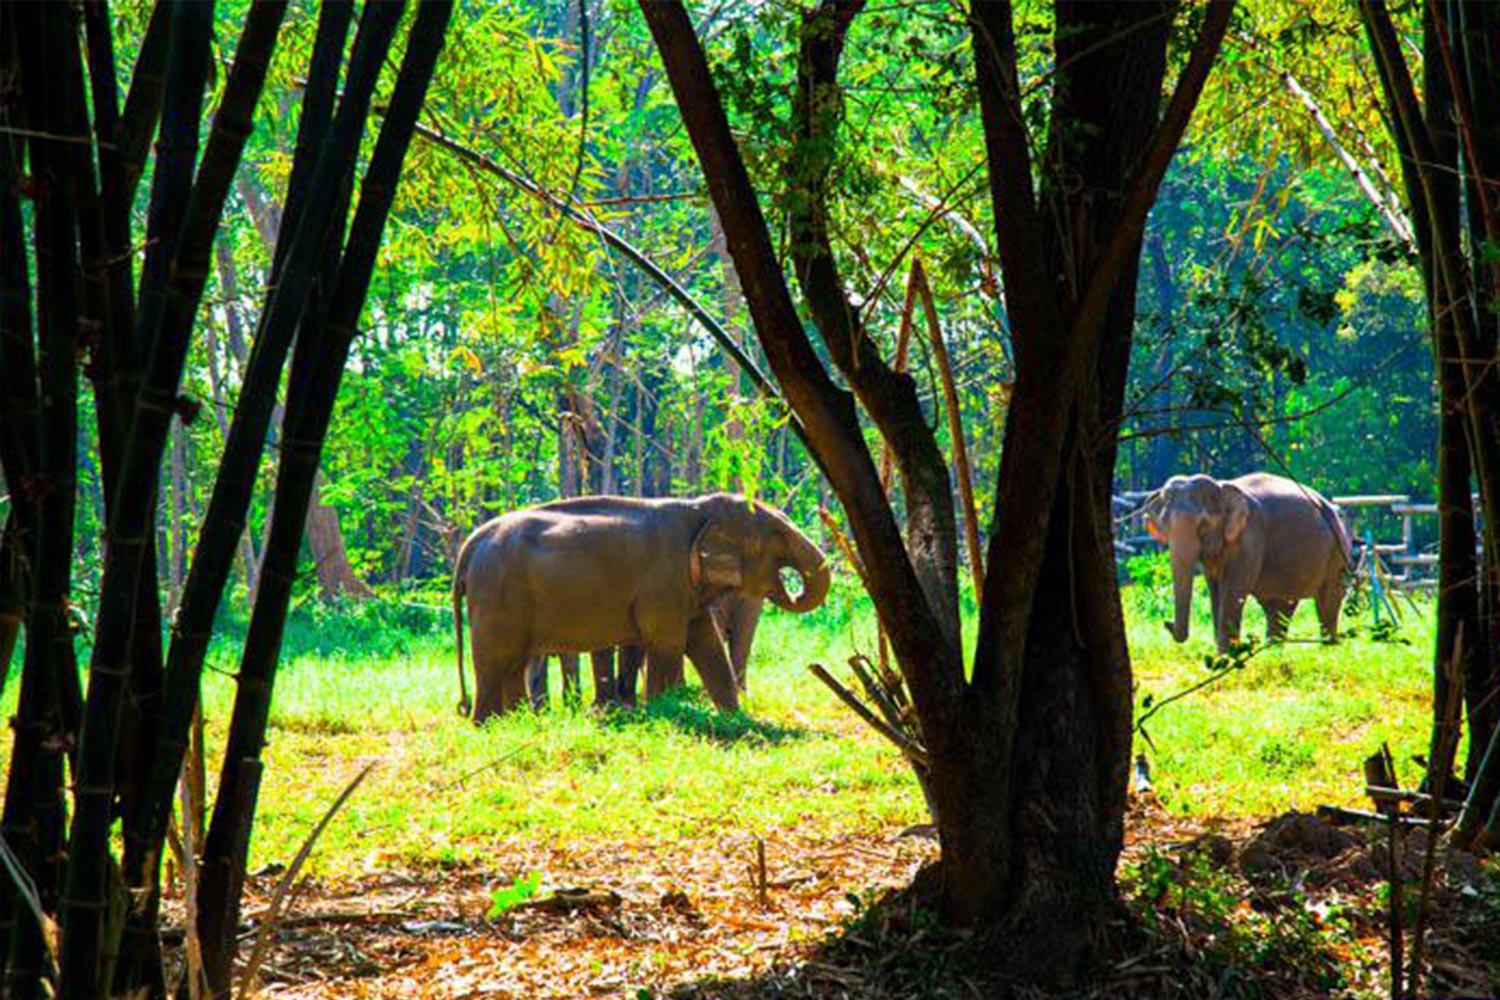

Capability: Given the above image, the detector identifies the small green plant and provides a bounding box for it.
[487,871,541,917]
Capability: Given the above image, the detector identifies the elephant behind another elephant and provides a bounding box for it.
[452,493,831,722]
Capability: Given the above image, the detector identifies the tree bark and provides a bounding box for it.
[641,0,1230,973]
[305,475,373,599]
[1360,0,1500,806]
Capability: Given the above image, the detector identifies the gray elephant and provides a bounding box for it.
[1143,472,1351,652]
[452,493,831,722]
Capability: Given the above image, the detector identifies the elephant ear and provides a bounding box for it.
[690,518,743,589]
[1221,484,1250,545]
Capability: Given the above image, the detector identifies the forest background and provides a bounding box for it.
[59,0,1434,608]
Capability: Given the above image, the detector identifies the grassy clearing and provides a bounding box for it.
[2,572,1434,879]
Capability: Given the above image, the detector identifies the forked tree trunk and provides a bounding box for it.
[641,0,1230,973]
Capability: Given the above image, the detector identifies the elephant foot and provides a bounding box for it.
[1162,621,1187,643]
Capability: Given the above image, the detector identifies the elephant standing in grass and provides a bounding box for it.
[1144,472,1351,652]
[453,494,830,722]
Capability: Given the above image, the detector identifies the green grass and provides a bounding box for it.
[1,572,1436,878]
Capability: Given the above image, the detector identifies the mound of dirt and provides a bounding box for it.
[1219,810,1489,893]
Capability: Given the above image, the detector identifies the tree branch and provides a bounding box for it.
[639,0,963,736]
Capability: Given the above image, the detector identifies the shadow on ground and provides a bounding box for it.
[666,811,1500,1000]
[599,687,809,746]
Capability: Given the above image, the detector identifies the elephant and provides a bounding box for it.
[452,493,831,722]
[1143,472,1352,652]
[605,591,765,706]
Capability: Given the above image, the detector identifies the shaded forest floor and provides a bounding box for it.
[214,801,1498,999]
[8,582,1499,996]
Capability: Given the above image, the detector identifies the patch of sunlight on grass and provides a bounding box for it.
[0,572,1437,880]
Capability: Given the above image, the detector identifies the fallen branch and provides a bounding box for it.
[1316,805,1432,829]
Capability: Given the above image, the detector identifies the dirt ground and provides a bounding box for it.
[194,804,1497,1000]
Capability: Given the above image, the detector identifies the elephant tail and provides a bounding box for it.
[453,533,475,719]
[1328,500,1354,574]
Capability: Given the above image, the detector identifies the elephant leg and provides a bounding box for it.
[559,653,582,706]
[1316,574,1345,642]
[1257,597,1296,642]
[645,647,685,701]
[474,655,532,722]
[725,597,762,693]
[685,611,740,712]
[616,645,644,706]
[471,624,529,722]
[526,657,549,710]
[1213,553,1260,653]
[590,648,617,708]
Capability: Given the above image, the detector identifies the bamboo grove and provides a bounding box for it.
[0,2,451,994]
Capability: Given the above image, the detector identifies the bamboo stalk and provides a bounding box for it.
[127,0,377,915]
[196,7,449,990]
[4,5,84,993]
[58,3,215,990]
[807,664,928,769]
[912,259,984,596]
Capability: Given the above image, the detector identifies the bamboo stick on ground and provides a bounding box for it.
[808,664,927,769]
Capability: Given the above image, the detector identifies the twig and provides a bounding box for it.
[1367,745,1404,1000]
[846,654,907,733]
[1410,626,1465,991]
[238,761,377,999]
[437,743,534,791]
[0,833,59,977]
[755,837,768,907]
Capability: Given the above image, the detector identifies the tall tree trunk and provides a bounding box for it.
[641,1,1230,976]
[305,475,372,599]
[1361,0,1500,802]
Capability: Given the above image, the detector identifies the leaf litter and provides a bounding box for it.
[156,800,1496,998]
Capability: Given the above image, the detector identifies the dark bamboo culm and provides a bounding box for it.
[130,13,400,993]
[112,3,361,995]
[53,2,213,993]
[196,9,453,991]
[128,4,385,910]
[0,5,84,995]
[58,2,294,994]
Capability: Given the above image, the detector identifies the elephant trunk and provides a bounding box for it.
[773,526,831,613]
[1168,517,1197,643]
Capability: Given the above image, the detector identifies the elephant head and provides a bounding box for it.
[690,494,831,619]
[1145,475,1249,643]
